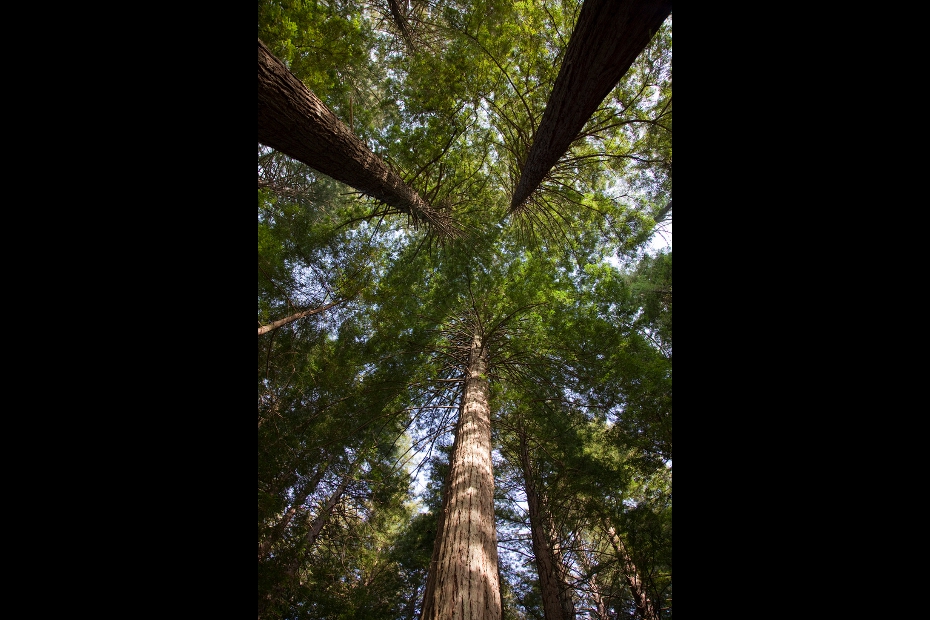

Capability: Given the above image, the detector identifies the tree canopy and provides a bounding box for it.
[258,1,671,618]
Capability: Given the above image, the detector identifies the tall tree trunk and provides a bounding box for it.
[257,39,457,237]
[510,0,673,212]
[604,521,660,620]
[258,299,344,336]
[420,333,501,620]
[518,428,574,620]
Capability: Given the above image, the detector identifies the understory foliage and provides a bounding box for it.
[258,1,671,618]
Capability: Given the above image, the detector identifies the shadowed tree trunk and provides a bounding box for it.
[420,332,501,620]
[518,427,574,620]
[576,550,609,620]
[604,521,660,620]
[304,474,354,548]
[510,0,673,212]
[258,460,331,561]
[653,199,672,224]
[387,0,414,49]
[258,465,357,618]
[257,38,457,237]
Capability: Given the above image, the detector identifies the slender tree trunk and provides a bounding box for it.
[604,521,660,620]
[420,333,501,620]
[518,428,574,620]
[305,473,353,548]
[653,199,672,224]
[387,0,414,49]
[258,39,457,237]
[258,466,356,619]
[405,583,422,620]
[510,0,673,212]
[258,299,344,336]
[576,549,609,620]
[258,461,330,560]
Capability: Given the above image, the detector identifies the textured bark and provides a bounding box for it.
[510,0,673,212]
[604,522,660,620]
[258,300,344,336]
[420,333,501,620]
[258,39,457,237]
[519,430,574,620]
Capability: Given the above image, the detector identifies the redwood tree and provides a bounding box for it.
[510,0,673,212]
[258,38,458,238]
[420,331,502,620]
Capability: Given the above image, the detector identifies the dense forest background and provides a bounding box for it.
[258,1,671,618]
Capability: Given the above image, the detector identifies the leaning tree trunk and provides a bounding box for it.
[510,0,673,212]
[420,333,501,620]
[576,549,609,620]
[258,466,356,619]
[518,428,574,620]
[303,473,353,549]
[258,299,344,336]
[257,39,457,237]
[257,459,330,561]
[653,199,672,224]
[604,521,660,620]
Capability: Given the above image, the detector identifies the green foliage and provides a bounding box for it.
[259,2,671,617]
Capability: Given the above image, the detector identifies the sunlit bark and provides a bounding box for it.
[420,332,501,620]
[258,300,344,336]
